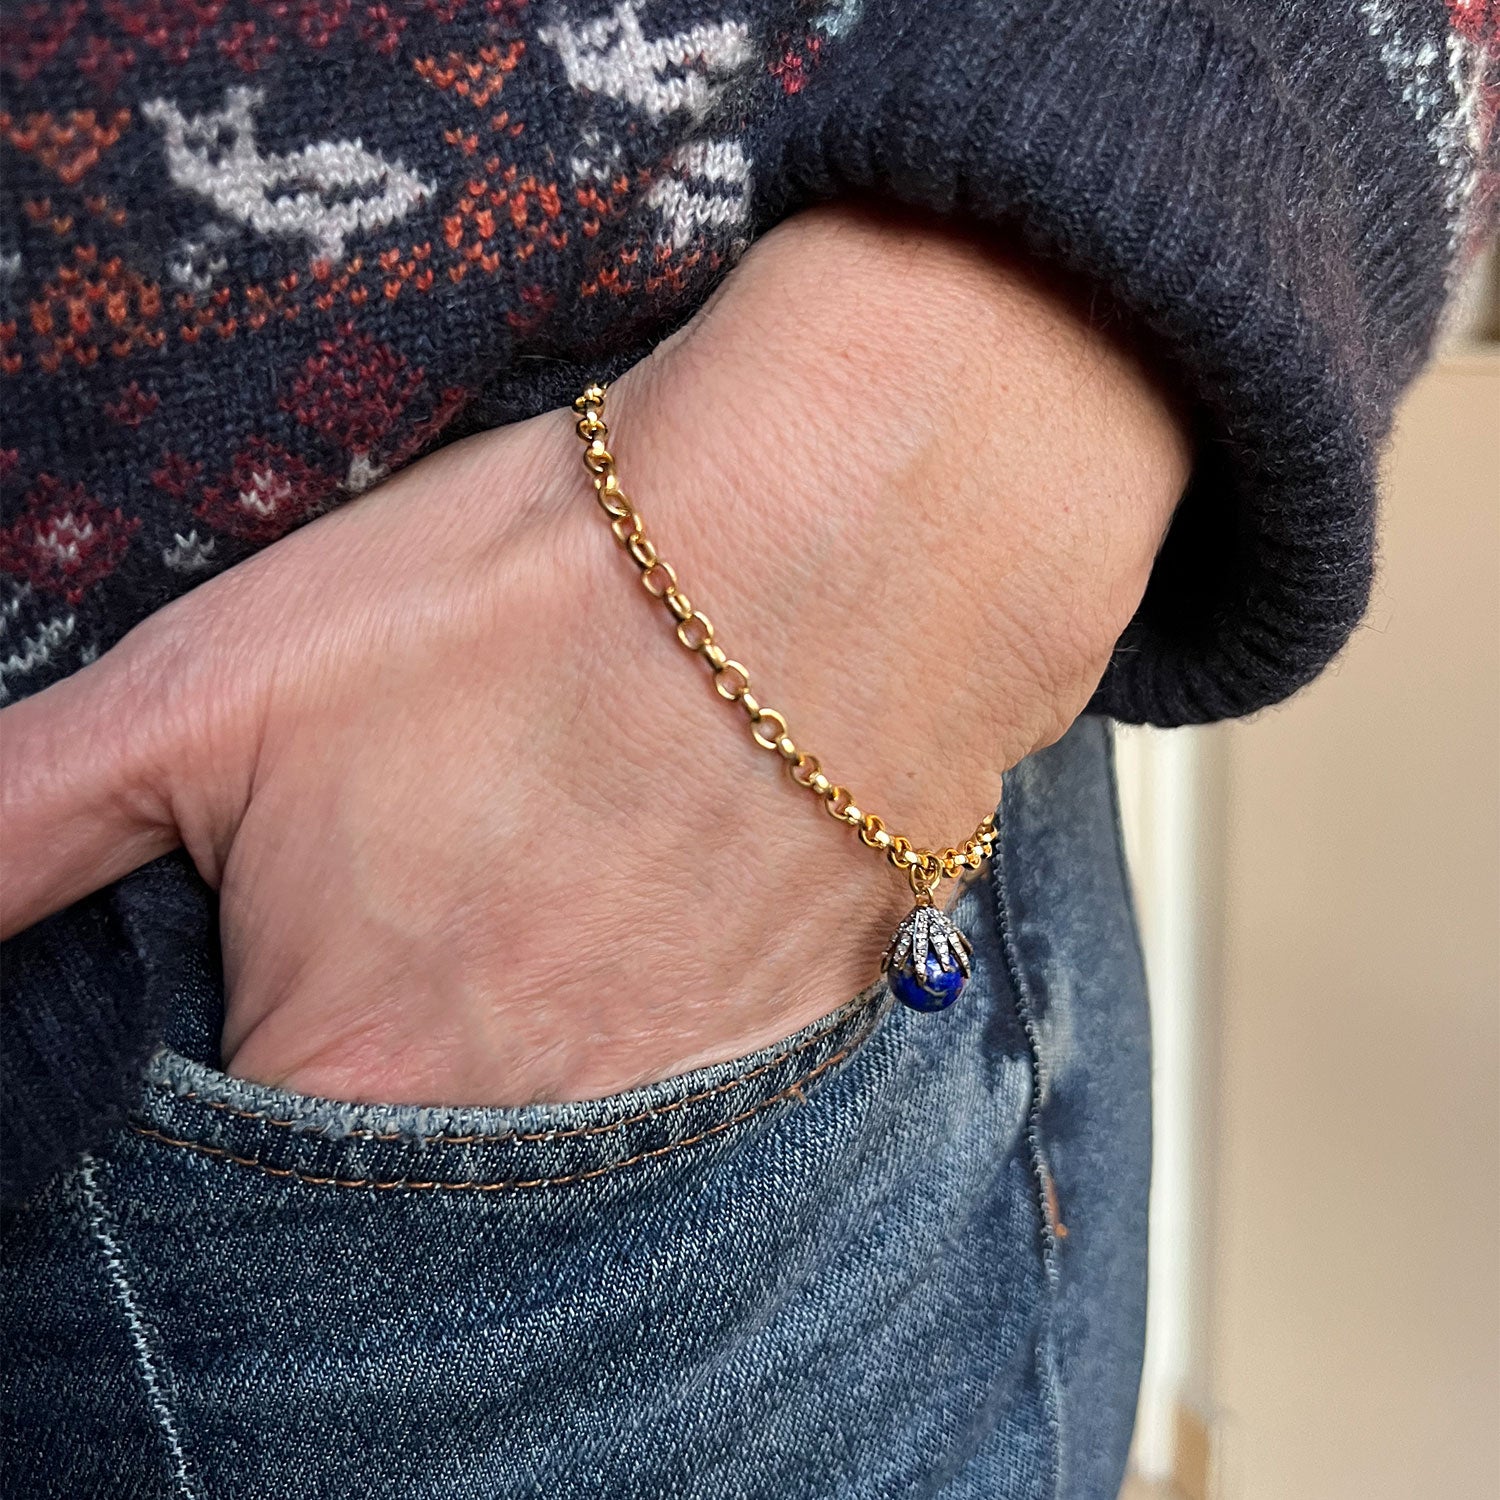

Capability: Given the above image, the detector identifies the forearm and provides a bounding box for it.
[605,203,1190,831]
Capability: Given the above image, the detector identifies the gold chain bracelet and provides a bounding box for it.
[571,382,995,1013]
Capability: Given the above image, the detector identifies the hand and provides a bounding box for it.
[0,205,1189,1106]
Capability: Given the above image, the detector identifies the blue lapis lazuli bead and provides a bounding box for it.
[890,951,968,1013]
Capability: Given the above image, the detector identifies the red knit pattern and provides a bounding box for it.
[0,474,140,602]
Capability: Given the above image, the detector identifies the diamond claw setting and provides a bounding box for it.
[881,905,973,1013]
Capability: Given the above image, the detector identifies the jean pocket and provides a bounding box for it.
[6,869,1057,1500]
[124,984,893,1199]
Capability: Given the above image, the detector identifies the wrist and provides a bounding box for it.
[594,204,1189,828]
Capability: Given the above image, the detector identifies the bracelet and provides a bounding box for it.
[571,382,996,1014]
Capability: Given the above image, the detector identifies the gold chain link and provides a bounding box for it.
[571,382,997,903]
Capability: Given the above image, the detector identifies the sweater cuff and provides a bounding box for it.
[773,0,1457,724]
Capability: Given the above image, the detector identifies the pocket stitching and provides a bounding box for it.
[125,1005,884,1192]
[144,1002,872,1147]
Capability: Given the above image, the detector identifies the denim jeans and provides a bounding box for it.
[2,716,1151,1499]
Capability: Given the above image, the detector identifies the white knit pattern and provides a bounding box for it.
[162,531,217,572]
[166,226,230,292]
[142,87,433,264]
[540,2,753,121]
[0,587,76,703]
[1360,1,1489,260]
[812,0,864,38]
[646,139,751,248]
[344,452,389,493]
[569,128,626,183]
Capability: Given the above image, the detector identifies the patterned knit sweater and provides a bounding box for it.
[1,0,1496,1203]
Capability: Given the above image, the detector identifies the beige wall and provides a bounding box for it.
[1207,350,1500,1498]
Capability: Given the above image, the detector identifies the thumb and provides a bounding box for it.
[0,638,189,939]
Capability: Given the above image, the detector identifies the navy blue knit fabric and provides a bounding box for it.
[2,0,1496,1202]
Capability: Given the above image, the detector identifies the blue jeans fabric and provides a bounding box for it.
[1,716,1151,1499]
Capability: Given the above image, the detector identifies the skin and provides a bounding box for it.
[0,204,1190,1107]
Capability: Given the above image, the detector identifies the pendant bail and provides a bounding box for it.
[907,856,941,907]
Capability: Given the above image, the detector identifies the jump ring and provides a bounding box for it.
[675,612,714,651]
[823,785,855,820]
[610,511,644,546]
[639,559,677,598]
[750,708,789,751]
[789,753,822,788]
[713,661,750,701]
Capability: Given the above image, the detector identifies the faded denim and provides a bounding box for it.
[2,716,1151,1498]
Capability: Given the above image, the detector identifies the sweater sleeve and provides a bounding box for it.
[1,0,1493,1206]
[1,852,217,1206]
[761,0,1496,724]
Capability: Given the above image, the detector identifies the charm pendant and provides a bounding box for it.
[882,903,973,1013]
